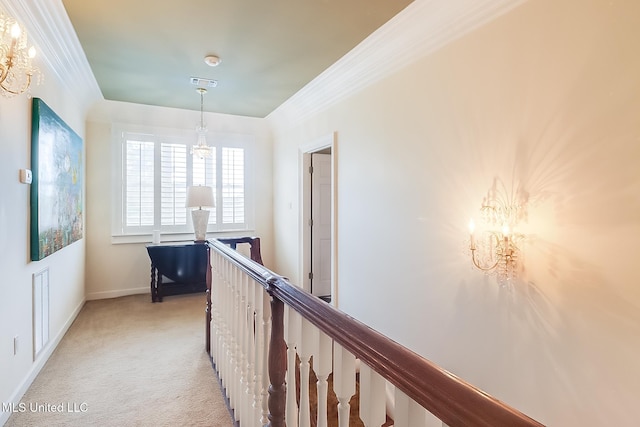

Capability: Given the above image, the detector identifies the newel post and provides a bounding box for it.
[205,244,212,355]
[267,278,287,427]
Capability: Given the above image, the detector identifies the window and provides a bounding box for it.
[113,126,253,239]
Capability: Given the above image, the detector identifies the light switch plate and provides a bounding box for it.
[19,169,32,184]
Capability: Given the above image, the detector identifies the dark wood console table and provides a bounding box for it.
[146,242,208,302]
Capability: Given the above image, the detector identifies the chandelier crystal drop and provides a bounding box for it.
[191,87,213,159]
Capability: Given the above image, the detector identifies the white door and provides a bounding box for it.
[311,153,332,297]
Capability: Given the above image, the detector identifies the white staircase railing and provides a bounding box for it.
[206,239,544,427]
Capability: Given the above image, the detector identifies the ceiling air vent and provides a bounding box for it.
[190,77,218,88]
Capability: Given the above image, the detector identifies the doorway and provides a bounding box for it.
[310,151,331,298]
[300,133,337,305]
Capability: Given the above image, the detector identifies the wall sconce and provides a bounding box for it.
[0,9,40,96]
[468,180,527,281]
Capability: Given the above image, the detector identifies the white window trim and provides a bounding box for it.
[111,124,255,244]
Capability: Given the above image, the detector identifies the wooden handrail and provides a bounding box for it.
[217,236,264,265]
[206,239,545,427]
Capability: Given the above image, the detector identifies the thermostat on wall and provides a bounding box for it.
[19,169,32,184]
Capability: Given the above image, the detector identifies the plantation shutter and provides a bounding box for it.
[125,140,154,227]
[222,147,245,224]
[160,143,188,226]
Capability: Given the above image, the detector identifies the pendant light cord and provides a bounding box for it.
[200,89,204,129]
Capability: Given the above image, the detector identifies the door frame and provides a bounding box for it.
[299,132,338,306]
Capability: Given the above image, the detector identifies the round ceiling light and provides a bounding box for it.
[204,55,221,67]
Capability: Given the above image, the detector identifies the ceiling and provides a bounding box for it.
[61,0,414,118]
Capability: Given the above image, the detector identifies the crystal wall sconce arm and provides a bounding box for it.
[468,216,521,279]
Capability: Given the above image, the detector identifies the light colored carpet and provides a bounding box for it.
[6,293,233,427]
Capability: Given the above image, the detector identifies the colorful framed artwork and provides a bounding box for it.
[30,98,83,261]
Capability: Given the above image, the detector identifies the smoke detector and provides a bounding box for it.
[190,77,218,88]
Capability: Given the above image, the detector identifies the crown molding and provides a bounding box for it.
[1,0,102,111]
[268,0,528,127]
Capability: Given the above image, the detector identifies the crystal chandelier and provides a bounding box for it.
[0,9,40,97]
[191,87,213,159]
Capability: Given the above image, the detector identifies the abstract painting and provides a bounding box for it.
[30,98,83,261]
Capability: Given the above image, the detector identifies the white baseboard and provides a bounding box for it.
[85,286,149,301]
[1,297,85,427]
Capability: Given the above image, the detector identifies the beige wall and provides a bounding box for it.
[84,100,274,299]
[0,51,87,422]
[269,0,640,425]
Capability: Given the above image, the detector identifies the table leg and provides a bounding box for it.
[150,264,157,302]
[158,272,163,302]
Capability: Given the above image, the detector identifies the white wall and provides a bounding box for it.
[269,0,640,425]
[0,35,87,427]
[85,100,273,300]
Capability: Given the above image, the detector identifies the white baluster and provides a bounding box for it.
[298,318,319,427]
[223,261,233,410]
[225,262,236,404]
[218,258,228,393]
[333,343,356,427]
[394,387,437,427]
[285,306,300,427]
[252,283,265,425]
[218,257,230,394]
[313,331,333,427]
[221,259,232,396]
[226,262,235,399]
[235,267,245,418]
[245,276,254,424]
[359,363,386,427]
[218,257,228,387]
[238,274,250,425]
[260,288,271,425]
[213,254,221,367]
[226,263,235,410]
[214,255,224,385]
[230,265,241,414]
[243,278,257,427]
[212,257,221,367]
[212,256,221,362]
